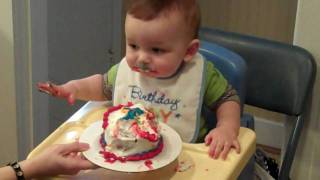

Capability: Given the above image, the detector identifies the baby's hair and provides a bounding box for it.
[126,0,201,39]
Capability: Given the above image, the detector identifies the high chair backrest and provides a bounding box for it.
[199,40,248,133]
[199,27,316,180]
[199,40,247,109]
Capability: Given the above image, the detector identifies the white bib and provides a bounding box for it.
[113,53,206,142]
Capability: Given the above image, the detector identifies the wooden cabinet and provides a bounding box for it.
[199,0,298,43]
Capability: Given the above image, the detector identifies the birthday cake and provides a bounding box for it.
[99,102,163,163]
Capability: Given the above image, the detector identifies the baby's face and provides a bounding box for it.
[125,11,193,78]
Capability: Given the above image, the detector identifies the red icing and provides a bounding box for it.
[146,111,158,133]
[144,160,153,169]
[132,122,159,142]
[99,137,164,163]
[103,104,122,129]
[102,102,134,129]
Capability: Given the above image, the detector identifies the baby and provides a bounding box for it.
[38,0,241,160]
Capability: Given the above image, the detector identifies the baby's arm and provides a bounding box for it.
[205,101,240,159]
[37,74,108,104]
[204,85,241,160]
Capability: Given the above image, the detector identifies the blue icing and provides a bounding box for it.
[100,133,107,147]
[122,107,144,120]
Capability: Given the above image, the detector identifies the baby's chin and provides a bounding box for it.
[144,72,177,79]
[139,71,160,78]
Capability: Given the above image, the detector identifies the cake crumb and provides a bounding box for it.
[175,160,194,172]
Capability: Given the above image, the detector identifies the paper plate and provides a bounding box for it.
[80,121,182,172]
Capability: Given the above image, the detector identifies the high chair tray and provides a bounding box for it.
[28,101,256,180]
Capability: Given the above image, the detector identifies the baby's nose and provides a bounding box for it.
[138,58,151,65]
[138,52,151,63]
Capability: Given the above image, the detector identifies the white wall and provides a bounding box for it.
[293,0,320,179]
[0,0,18,163]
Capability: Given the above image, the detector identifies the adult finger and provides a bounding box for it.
[60,142,90,154]
[79,155,99,169]
[66,155,96,170]
[76,160,96,170]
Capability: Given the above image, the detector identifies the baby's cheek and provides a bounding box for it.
[126,57,135,67]
[164,64,179,75]
[158,69,176,78]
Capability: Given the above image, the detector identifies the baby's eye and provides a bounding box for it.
[129,44,138,50]
[152,48,164,54]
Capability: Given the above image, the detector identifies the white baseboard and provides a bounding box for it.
[254,117,285,149]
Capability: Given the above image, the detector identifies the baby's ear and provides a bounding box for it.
[184,39,200,63]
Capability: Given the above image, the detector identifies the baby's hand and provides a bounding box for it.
[37,82,75,105]
[204,126,240,160]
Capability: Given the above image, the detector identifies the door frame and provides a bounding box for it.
[12,0,34,160]
[12,0,123,159]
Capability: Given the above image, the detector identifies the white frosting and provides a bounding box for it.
[104,104,160,157]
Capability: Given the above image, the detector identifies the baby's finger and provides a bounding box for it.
[37,82,51,89]
[37,82,55,95]
[213,142,223,159]
[204,135,212,146]
[67,94,76,105]
[208,141,217,158]
[49,83,63,97]
[233,140,241,153]
[220,142,231,160]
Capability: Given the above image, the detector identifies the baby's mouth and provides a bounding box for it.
[133,63,157,73]
[132,67,157,73]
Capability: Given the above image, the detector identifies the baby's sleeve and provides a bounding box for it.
[203,61,228,106]
[102,64,119,99]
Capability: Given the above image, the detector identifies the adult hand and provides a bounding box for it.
[21,142,95,178]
